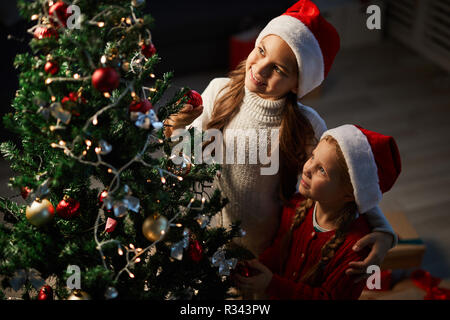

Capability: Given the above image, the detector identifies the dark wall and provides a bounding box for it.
[148,0,294,74]
[0,14,28,143]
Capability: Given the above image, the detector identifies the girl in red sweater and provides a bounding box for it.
[236,124,401,299]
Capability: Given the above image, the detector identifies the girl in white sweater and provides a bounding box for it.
[165,0,395,280]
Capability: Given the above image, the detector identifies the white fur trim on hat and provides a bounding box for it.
[321,124,382,213]
[256,15,324,99]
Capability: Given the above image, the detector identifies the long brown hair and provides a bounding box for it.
[206,60,316,203]
[279,135,357,286]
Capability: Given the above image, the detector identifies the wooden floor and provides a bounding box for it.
[1,38,449,283]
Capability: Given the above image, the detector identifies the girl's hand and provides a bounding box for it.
[345,231,394,283]
[235,259,273,294]
[163,104,203,137]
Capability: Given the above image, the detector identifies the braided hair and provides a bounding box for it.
[300,201,357,286]
[279,135,358,286]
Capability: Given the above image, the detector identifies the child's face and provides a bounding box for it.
[245,35,298,100]
[299,139,352,205]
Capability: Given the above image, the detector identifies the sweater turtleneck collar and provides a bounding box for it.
[242,85,286,123]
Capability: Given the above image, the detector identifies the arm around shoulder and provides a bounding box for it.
[364,206,397,247]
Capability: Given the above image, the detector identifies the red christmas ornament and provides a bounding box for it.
[56,196,80,219]
[44,60,59,75]
[99,190,112,213]
[233,261,260,278]
[187,239,203,262]
[105,217,118,233]
[185,90,203,108]
[34,26,58,40]
[37,285,53,300]
[92,67,120,93]
[141,43,156,58]
[99,190,109,203]
[48,1,69,27]
[21,186,31,199]
[62,92,86,105]
[129,99,153,114]
[61,92,84,117]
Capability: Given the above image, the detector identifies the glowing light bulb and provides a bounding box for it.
[92,117,98,125]
[85,140,92,147]
[97,22,105,27]
[51,96,56,102]
[103,92,111,98]
[73,73,80,79]
[31,14,39,21]
[129,272,135,279]
[177,176,183,181]
[129,243,135,250]
[135,257,141,263]
[58,140,66,146]
[118,247,124,256]
[161,177,166,184]
[45,78,52,85]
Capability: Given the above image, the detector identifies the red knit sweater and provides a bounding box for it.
[259,193,371,300]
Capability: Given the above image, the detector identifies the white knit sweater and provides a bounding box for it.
[188,77,395,256]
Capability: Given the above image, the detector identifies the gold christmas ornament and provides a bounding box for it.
[26,198,55,227]
[142,214,169,242]
[122,61,130,72]
[67,289,91,300]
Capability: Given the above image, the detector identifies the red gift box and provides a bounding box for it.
[229,27,261,72]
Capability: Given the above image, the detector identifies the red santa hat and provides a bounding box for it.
[255,0,340,99]
[321,124,402,213]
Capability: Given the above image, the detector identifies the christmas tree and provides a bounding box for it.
[0,0,249,300]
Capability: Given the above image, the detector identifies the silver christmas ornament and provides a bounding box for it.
[105,287,118,299]
[170,241,184,261]
[211,249,237,276]
[113,200,128,218]
[49,102,71,124]
[123,195,140,213]
[99,139,112,155]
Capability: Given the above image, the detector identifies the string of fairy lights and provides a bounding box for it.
[23,1,217,291]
